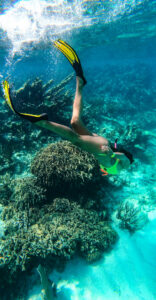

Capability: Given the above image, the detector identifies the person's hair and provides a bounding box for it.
[110,144,134,164]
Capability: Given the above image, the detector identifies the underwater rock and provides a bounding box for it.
[31,141,101,197]
[116,201,148,233]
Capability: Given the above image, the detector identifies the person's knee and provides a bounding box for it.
[70,117,80,129]
[72,134,81,146]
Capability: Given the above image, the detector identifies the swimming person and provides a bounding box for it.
[2,39,133,175]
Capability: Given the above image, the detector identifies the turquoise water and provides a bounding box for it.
[0,0,156,299]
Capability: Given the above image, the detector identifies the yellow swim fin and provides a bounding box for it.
[2,80,48,123]
[2,80,16,113]
[53,39,87,85]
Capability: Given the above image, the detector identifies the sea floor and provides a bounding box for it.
[0,209,155,299]
[1,137,156,300]
[27,210,156,300]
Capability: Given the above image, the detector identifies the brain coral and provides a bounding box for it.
[31,141,101,195]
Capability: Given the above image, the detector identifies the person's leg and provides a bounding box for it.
[70,77,93,136]
[36,120,79,144]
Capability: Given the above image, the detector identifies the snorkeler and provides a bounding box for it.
[2,39,133,175]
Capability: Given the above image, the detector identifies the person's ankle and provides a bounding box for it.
[76,76,84,89]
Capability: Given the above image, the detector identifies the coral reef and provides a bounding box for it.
[116,201,148,233]
[0,140,117,299]
[0,75,74,176]
[0,197,117,294]
[1,63,155,177]
[0,63,155,299]
[0,173,13,206]
[13,177,47,210]
[31,141,101,198]
[14,75,74,125]
[83,63,155,156]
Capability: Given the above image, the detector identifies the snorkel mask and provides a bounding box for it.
[114,138,118,150]
[111,139,134,164]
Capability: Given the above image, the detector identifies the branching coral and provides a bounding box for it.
[0,75,74,176]
[14,75,74,124]
[0,198,117,282]
[116,201,148,232]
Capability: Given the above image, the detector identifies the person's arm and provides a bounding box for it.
[100,145,113,155]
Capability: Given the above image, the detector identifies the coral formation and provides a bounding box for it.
[1,64,155,177]
[13,177,47,209]
[0,140,117,299]
[0,63,155,298]
[0,197,117,293]
[0,173,13,206]
[31,141,101,197]
[14,75,74,125]
[116,201,148,233]
[0,75,74,176]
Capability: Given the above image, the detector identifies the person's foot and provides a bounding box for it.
[23,113,48,123]
[54,40,87,85]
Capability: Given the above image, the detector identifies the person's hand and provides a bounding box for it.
[100,145,113,155]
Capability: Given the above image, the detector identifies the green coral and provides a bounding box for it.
[0,75,74,177]
[0,143,115,298]
[0,144,117,299]
[31,141,101,196]
[13,177,47,209]
[0,198,117,278]
[0,174,13,206]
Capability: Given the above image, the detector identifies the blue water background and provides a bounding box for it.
[0,0,156,299]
